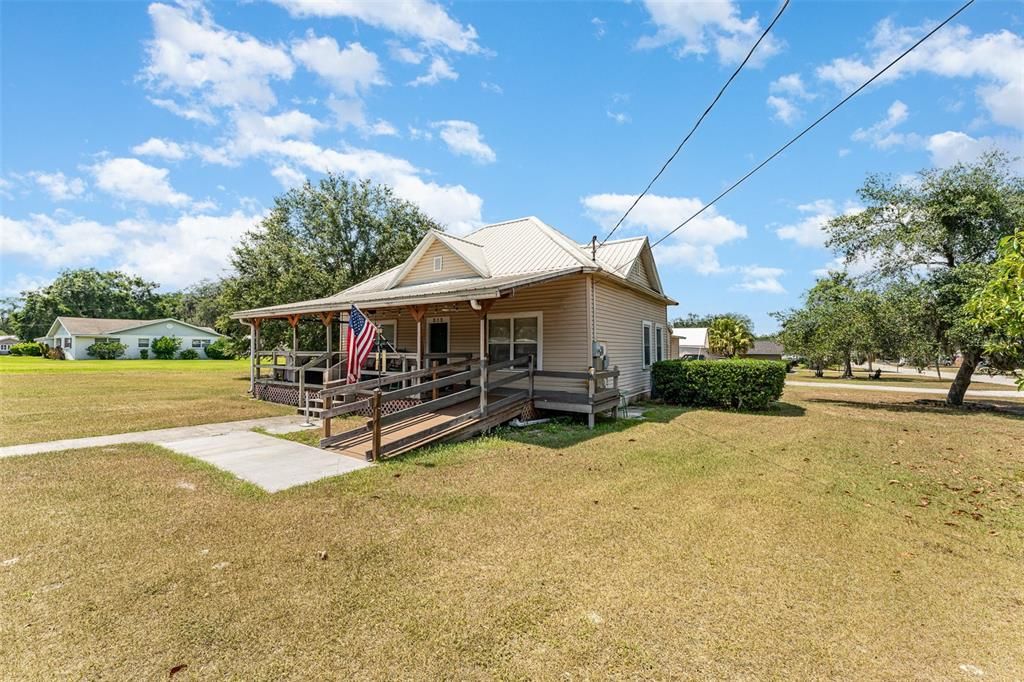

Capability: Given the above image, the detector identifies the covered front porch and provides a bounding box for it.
[241,284,621,429]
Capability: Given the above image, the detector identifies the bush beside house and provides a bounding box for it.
[202,338,236,360]
[652,359,786,410]
[9,342,43,356]
[178,348,200,360]
[87,340,127,360]
[151,336,182,359]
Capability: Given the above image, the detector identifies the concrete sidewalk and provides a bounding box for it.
[786,381,1022,398]
[0,415,372,492]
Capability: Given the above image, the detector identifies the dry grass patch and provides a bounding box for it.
[1,388,1022,678]
[0,357,290,446]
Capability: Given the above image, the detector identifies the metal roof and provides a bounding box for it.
[232,217,675,319]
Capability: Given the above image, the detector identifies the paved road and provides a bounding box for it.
[786,381,1022,399]
[865,362,1019,387]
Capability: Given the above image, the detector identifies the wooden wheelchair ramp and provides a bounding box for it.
[317,356,535,461]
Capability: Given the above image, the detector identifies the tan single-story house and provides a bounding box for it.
[745,340,784,360]
[36,317,224,359]
[232,216,677,430]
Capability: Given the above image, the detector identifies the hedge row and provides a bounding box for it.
[652,359,786,410]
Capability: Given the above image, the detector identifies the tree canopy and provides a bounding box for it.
[11,269,164,341]
[823,151,1023,403]
[707,316,754,358]
[219,174,442,347]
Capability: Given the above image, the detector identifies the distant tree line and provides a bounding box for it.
[773,152,1023,404]
[3,175,440,352]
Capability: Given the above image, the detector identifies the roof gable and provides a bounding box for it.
[389,230,490,288]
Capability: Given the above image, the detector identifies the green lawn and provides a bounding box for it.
[0,356,291,446]
[1,384,1021,678]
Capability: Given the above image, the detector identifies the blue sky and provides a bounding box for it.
[2,0,1022,332]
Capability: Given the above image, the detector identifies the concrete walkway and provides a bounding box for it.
[786,381,1022,399]
[0,415,372,492]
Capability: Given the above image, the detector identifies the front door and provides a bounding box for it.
[428,320,449,355]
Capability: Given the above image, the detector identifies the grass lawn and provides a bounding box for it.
[788,367,1014,391]
[1,384,1022,678]
[0,356,291,446]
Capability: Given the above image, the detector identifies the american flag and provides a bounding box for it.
[346,305,378,384]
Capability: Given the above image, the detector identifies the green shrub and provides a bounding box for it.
[10,342,43,356]
[652,359,786,410]
[151,336,181,359]
[87,340,127,360]
[178,348,200,360]
[203,338,235,360]
[139,349,149,360]
[45,346,66,360]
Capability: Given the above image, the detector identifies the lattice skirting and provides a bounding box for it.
[255,384,319,407]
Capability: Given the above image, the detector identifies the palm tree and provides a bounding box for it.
[707,317,754,358]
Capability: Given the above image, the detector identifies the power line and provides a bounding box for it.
[651,0,976,250]
[598,0,790,247]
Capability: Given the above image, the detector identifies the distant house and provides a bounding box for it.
[745,340,784,360]
[35,317,223,360]
[672,327,710,359]
[0,334,18,354]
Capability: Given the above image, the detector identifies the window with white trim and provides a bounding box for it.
[63,337,72,349]
[487,312,541,368]
[433,255,443,271]
[642,322,652,368]
[138,338,150,348]
[192,339,211,348]
[655,324,664,362]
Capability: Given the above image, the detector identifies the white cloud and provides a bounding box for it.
[776,198,861,249]
[117,210,264,288]
[766,72,814,124]
[637,0,783,65]
[0,272,51,298]
[147,97,216,125]
[766,95,799,125]
[271,0,481,54]
[388,42,425,65]
[813,253,878,278]
[733,265,786,293]
[91,157,191,206]
[30,171,86,201]
[0,213,121,268]
[592,17,607,39]
[432,120,496,164]
[409,56,458,87]
[270,164,307,189]
[143,2,294,113]
[816,19,1024,130]
[607,110,631,125]
[325,97,397,137]
[925,130,1024,171]
[481,81,503,95]
[851,99,914,149]
[132,137,188,160]
[408,125,433,141]
[291,32,385,95]
[581,192,747,274]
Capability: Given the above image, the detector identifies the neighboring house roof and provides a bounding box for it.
[44,317,223,338]
[672,327,709,347]
[747,340,784,356]
[0,334,18,343]
[233,216,676,319]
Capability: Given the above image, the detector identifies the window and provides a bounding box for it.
[138,338,150,348]
[655,324,664,362]
[192,339,210,348]
[433,255,443,271]
[376,320,397,348]
[63,338,72,349]
[487,313,541,368]
[642,322,652,368]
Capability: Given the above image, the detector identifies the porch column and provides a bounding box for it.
[287,314,301,363]
[251,318,261,396]
[319,311,335,360]
[473,299,495,413]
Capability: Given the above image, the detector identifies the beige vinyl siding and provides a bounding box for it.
[398,241,478,287]
[594,279,669,399]
[341,275,591,392]
[627,257,652,290]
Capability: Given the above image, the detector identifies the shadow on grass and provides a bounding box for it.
[806,397,1024,420]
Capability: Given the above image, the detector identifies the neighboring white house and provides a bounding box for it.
[0,334,18,354]
[672,327,710,359]
[35,317,224,360]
